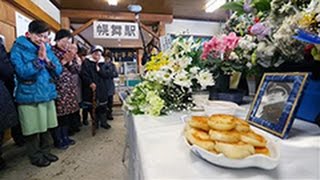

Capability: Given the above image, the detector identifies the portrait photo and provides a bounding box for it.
[256,82,293,124]
[247,73,308,138]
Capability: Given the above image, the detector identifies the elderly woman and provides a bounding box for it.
[104,50,118,120]
[51,29,80,149]
[10,20,62,167]
[81,45,111,130]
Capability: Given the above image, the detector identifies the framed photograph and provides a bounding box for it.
[246,72,309,138]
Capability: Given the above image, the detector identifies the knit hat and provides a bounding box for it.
[91,45,104,54]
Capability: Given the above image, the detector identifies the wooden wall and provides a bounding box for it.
[0,0,29,51]
[0,0,60,141]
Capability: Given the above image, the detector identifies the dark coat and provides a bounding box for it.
[0,43,18,131]
[81,56,111,107]
[105,62,118,96]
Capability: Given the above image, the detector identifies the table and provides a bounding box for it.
[125,106,320,180]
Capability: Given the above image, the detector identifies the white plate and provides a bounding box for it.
[181,115,280,170]
[203,100,244,116]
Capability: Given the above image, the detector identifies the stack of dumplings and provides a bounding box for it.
[185,114,270,159]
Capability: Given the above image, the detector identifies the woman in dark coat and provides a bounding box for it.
[104,50,118,120]
[0,39,18,170]
[81,45,111,129]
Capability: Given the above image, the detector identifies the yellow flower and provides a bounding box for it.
[145,52,169,71]
[298,13,316,28]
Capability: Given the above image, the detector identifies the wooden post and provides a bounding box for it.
[158,21,166,36]
[61,17,70,29]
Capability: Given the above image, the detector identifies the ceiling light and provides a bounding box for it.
[107,0,118,6]
[205,0,226,13]
[128,4,142,13]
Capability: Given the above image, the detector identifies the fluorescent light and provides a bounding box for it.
[107,0,118,6]
[205,0,226,13]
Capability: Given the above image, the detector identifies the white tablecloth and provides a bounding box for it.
[125,107,320,180]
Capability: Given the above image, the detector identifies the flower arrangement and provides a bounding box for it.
[201,32,245,79]
[295,0,320,61]
[221,0,313,76]
[125,36,214,116]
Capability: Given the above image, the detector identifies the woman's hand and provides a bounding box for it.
[90,83,96,91]
[38,43,47,60]
[61,51,74,65]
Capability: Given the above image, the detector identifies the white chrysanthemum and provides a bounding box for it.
[196,70,215,89]
[190,66,200,75]
[156,69,173,85]
[174,70,192,88]
[229,52,239,60]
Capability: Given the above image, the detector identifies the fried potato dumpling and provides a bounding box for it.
[234,118,250,132]
[189,116,210,131]
[215,141,255,159]
[189,127,211,141]
[241,131,267,147]
[208,114,236,131]
[185,129,215,151]
[255,147,270,156]
[209,129,240,143]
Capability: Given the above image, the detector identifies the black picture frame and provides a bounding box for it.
[246,72,309,138]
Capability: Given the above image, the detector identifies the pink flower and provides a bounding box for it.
[222,32,240,51]
[209,37,224,52]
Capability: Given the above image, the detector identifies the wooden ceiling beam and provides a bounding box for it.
[140,23,159,40]
[61,9,173,23]
[8,0,60,31]
[70,25,92,47]
[72,18,97,36]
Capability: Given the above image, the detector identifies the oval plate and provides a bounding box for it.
[181,115,280,170]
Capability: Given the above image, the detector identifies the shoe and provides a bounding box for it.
[31,158,51,167]
[43,153,59,162]
[0,157,7,170]
[53,127,68,150]
[100,123,111,129]
[64,138,76,146]
[107,116,114,120]
[62,127,76,146]
[54,140,69,150]
[82,120,89,126]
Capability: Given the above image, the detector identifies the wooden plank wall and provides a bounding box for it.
[0,0,29,51]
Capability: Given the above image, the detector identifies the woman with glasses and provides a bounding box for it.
[10,20,62,167]
[51,29,80,149]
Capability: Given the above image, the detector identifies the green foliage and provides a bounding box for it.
[253,0,271,12]
[222,1,245,15]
